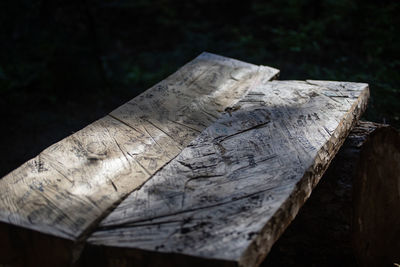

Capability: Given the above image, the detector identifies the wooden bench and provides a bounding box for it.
[0,53,397,266]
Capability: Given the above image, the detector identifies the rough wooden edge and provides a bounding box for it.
[238,83,369,267]
[260,120,386,266]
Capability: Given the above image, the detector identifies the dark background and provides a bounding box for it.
[0,0,399,265]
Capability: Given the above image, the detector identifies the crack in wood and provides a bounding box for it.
[166,118,202,133]
[97,184,288,231]
[215,120,271,143]
[107,114,144,135]
[141,117,183,149]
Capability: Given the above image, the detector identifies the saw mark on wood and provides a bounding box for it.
[215,120,271,143]
[108,114,144,135]
[166,118,202,133]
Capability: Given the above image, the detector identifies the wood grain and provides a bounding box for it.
[261,121,387,267]
[87,80,369,267]
[0,52,278,265]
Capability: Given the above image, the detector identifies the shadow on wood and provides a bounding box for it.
[0,53,278,266]
[261,121,399,267]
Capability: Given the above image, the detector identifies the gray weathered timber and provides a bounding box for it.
[261,121,387,266]
[263,121,399,267]
[0,53,278,265]
[87,80,369,267]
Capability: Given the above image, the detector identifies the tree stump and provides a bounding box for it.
[353,122,400,267]
[261,121,400,267]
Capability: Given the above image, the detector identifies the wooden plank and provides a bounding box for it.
[262,121,387,266]
[0,53,279,266]
[264,121,400,267]
[87,80,369,267]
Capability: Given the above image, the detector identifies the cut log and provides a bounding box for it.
[352,122,400,267]
[0,52,279,266]
[261,121,397,267]
[85,80,369,267]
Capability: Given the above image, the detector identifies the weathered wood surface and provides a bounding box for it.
[0,52,279,265]
[87,80,369,267]
[352,123,400,267]
[263,121,400,267]
[262,121,388,266]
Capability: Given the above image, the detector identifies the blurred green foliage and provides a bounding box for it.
[0,0,399,175]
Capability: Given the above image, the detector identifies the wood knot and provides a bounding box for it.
[87,141,108,156]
